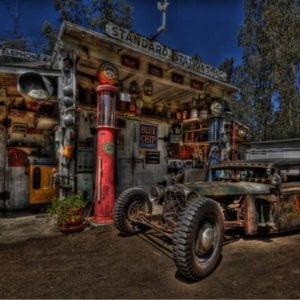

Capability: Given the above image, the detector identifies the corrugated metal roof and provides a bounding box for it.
[211,158,300,169]
[251,138,300,145]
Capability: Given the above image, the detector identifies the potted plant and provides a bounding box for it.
[47,194,86,233]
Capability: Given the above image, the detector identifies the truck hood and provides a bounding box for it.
[184,181,272,196]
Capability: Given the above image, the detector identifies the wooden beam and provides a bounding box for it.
[0,65,61,77]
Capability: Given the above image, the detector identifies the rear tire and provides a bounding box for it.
[114,187,151,236]
[173,197,224,281]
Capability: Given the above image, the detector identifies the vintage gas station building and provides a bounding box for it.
[0,22,249,211]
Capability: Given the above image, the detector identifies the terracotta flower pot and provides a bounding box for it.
[59,208,85,233]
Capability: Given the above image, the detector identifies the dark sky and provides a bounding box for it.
[0,0,245,67]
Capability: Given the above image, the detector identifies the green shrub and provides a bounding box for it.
[47,194,86,225]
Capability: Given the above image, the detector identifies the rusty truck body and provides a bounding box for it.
[114,158,300,281]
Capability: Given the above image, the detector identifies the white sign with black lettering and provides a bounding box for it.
[106,22,227,82]
[0,48,51,62]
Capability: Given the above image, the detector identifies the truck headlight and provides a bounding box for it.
[238,128,247,138]
[271,174,281,186]
[149,185,165,203]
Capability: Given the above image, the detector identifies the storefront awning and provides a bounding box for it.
[54,22,239,103]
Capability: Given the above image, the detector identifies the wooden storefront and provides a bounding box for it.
[52,22,249,201]
[0,21,249,210]
[0,64,59,210]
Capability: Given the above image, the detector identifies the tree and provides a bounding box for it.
[219,57,235,83]
[42,0,133,54]
[229,65,257,131]
[230,0,300,141]
[54,0,91,27]
[261,0,300,138]
[232,0,275,141]
[89,0,133,32]
[41,21,59,55]
[0,0,29,62]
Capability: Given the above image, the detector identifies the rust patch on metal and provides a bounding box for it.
[292,195,300,212]
[244,195,257,235]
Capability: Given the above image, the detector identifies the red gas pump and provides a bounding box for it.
[91,64,118,224]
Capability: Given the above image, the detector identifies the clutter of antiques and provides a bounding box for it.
[0,22,249,211]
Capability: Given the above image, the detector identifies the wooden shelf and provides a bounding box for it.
[9,108,36,115]
[182,118,201,123]
[8,145,40,154]
[78,104,96,112]
[184,142,209,146]
[184,128,208,133]
[118,111,179,123]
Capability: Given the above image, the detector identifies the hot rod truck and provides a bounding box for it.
[113,158,300,281]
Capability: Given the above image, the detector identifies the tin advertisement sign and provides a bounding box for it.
[145,151,160,164]
[140,124,158,149]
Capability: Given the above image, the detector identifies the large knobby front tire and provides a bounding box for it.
[113,187,151,236]
[173,197,224,281]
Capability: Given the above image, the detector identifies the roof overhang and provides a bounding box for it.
[56,22,239,94]
[0,64,60,77]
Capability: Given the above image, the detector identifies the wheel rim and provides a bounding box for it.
[127,200,146,222]
[194,219,218,264]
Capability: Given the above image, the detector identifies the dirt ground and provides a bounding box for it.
[0,219,299,299]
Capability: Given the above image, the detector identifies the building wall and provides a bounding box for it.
[0,126,6,210]
[247,148,300,160]
[75,110,172,199]
[246,139,300,160]
[0,82,57,210]
[76,108,97,203]
[116,118,170,195]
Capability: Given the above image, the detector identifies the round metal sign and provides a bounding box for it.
[97,63,118,85]
[103,141,115,155]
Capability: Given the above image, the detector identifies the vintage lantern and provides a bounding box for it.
[199,109,208,121]
[144,79,153,96]
[92,83,118,224]
[129,80,139,96]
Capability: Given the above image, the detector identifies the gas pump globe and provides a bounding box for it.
[92,64,119,225]
[97,85,118,128]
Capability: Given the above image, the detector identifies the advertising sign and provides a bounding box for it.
[140,124,158,149]
[145,151,160,164]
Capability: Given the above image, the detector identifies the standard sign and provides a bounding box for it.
[106,22,227,82]
[0,48,51,62]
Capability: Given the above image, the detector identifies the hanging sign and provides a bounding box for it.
[172,73,184,84]
[140,124,158,149]
[106,22,227,82]
[8,148,27,167]
[148,64,163,77]
[191,79,204,90]
[121,55,139,69]
[145,151,160,164]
